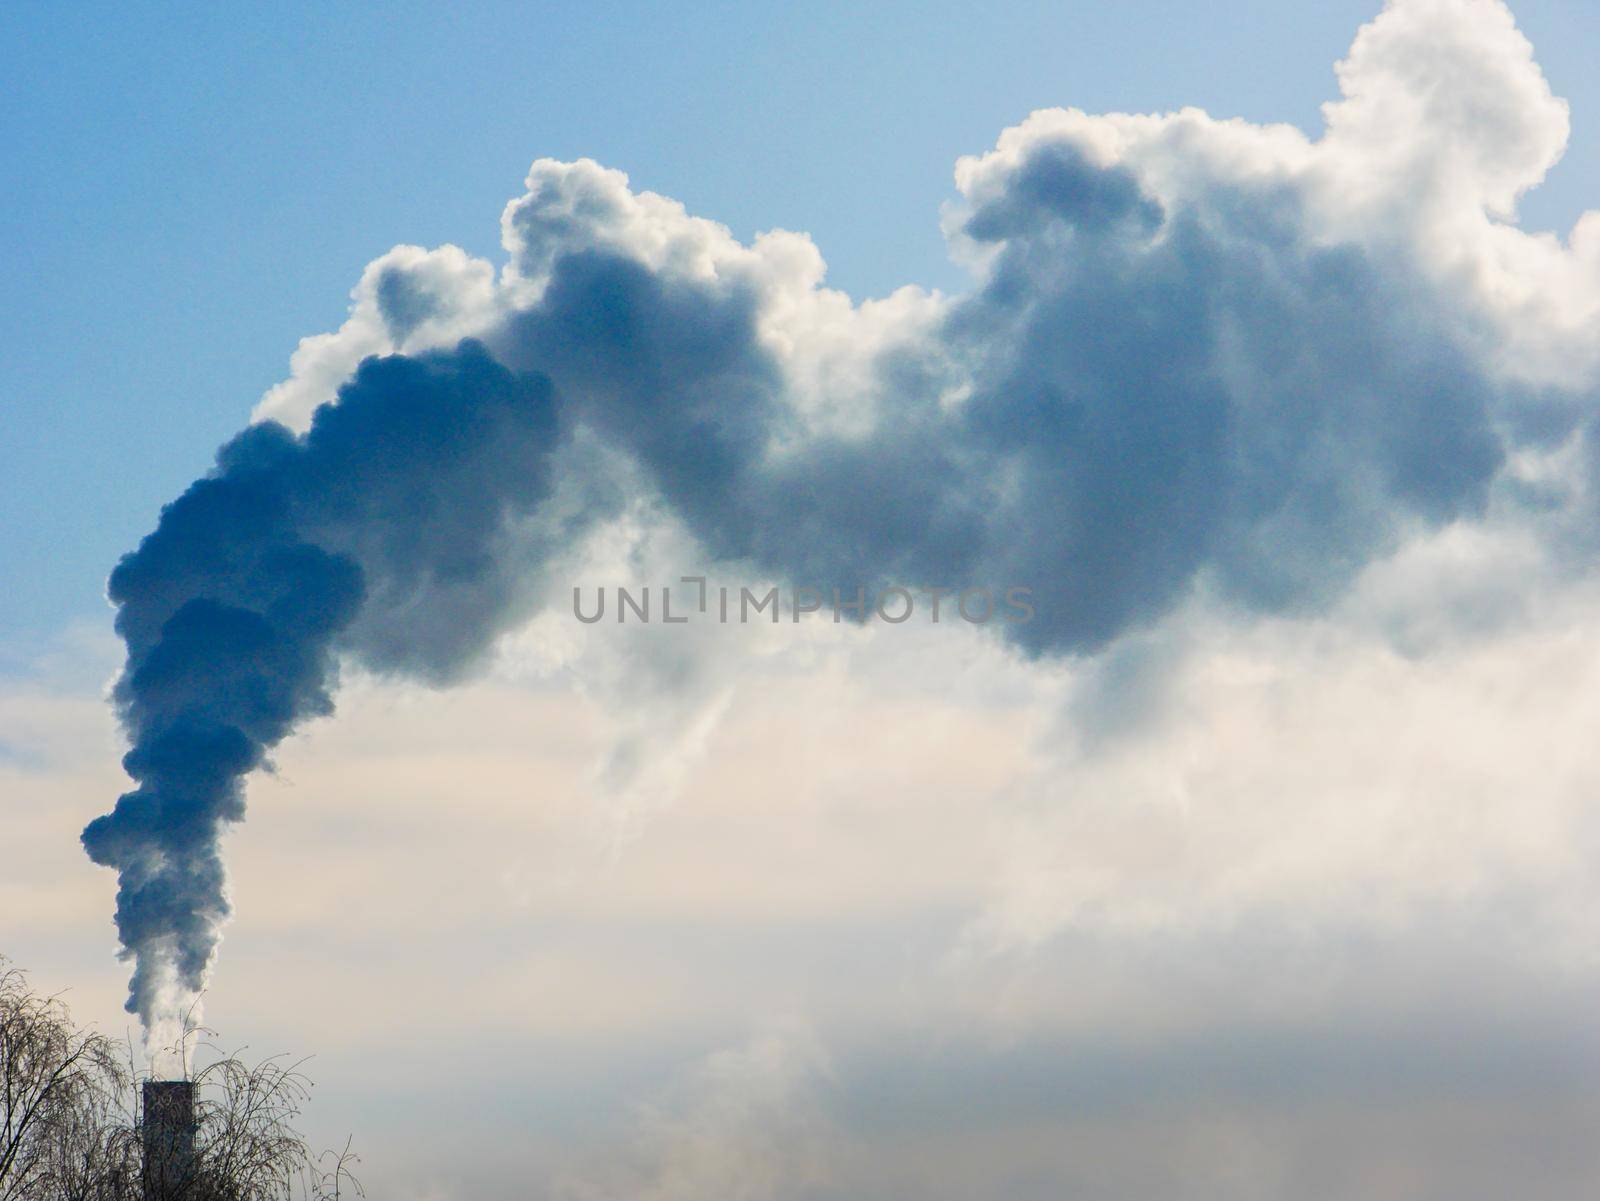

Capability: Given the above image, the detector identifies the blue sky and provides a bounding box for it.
[6,0,1600,657]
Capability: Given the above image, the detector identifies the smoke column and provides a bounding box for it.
[83,342,561,1040]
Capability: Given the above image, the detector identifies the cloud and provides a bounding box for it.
[257,244,501,425]
[1322,0,1567,223]
[20,543,1600,1198]
[82,5,1600,1162]
[558,1023,834,1201]
[255,0,1599,662]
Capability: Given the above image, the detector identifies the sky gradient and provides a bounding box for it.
[6,2,1600,1199]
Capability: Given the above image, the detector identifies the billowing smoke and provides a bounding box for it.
[87,0,1600,1039]
[83,344,565,1036]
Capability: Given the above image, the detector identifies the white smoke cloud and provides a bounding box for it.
[243,0,1600,856]
[261,0,1600,441]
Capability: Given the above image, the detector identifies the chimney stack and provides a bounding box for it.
[142,1080,198,1199]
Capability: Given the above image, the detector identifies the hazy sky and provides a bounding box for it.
[7,2,1600,1199]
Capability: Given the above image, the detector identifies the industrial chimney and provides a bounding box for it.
[142,1080,198,1199]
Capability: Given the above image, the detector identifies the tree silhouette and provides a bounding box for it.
[0,958,360,1201]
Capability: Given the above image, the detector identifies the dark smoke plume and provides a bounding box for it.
[83,341,560,1032]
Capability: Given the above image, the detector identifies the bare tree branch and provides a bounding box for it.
[0,956,361,1201]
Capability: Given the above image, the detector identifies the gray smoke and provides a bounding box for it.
[84,0,1599,1033]
[83,342,563,1032]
